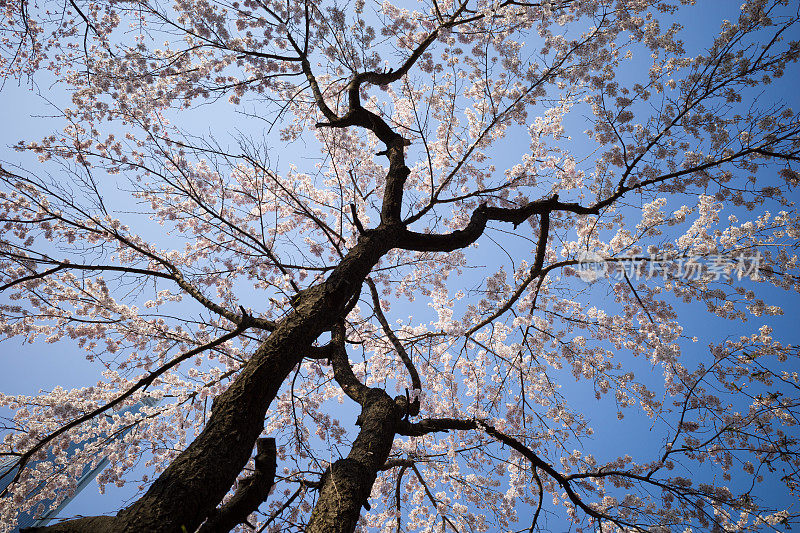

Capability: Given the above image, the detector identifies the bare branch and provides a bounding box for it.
[366,278,421,394]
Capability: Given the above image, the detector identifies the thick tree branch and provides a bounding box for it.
[329,321,370,405]
[399,132,800,258]
[753,148,800,162]
[302,4,472,228]
[197,437,277,533]
[398,194,589,253]
[306,388,404,533]
[305,342,336,361]
[299,58,338,123]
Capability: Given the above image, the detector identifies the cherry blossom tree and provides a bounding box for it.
[1,0,799,531]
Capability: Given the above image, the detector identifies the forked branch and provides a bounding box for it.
[197,437,278,533]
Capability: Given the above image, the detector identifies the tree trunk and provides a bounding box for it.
[306,389,403,533]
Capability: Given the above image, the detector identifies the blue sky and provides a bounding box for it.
[1,0,799,530]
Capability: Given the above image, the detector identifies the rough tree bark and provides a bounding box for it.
[305,325,408,533]
[197,437,277,533]
[306,390,404,533]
